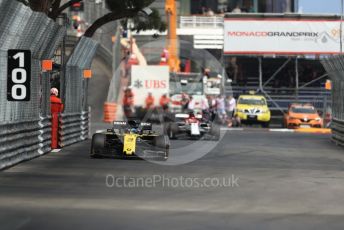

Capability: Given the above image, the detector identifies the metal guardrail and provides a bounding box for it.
[59,111,90,147]
[332,119,344,147]
[180,16,223,29]
[38,116,52,155]
[0,120,40,169]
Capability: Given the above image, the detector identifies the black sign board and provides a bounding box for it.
[7,50,31,101]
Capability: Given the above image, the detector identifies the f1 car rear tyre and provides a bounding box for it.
[167,123,179,139]
[90,133,105,158]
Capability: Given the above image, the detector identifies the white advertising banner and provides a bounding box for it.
[224,18,342,55]
[131,66,170,107]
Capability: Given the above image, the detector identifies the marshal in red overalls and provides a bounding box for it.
[50,88,64,149]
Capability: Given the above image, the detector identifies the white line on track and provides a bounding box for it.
[221,128,244,131]
[269,129,295,133]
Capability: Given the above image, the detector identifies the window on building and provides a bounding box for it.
[190,0,296,15]
[258,0,294,13]
[226,0,295,13]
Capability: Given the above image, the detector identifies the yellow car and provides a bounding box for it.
[235,95,271,128]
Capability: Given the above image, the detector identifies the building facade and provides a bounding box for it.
[188,0,298,14]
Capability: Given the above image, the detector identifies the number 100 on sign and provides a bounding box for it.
[7,50,31,101]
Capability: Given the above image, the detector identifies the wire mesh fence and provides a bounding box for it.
[0,0,66,169]
[59,37,97,147]
[84,0,114,54]
[63,36,98,113]
[322,56,344,146]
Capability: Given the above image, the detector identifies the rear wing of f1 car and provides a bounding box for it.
[112,121,152,131]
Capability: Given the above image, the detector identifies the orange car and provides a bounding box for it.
[284,104,323,129]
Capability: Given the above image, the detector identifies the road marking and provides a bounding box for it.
[221,127,330,134]
[221,128,244,131]
[269,129,295,133]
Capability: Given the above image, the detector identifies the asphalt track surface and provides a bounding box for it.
[1,129,344,230]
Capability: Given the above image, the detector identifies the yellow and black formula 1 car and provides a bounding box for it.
[90,120,170,160]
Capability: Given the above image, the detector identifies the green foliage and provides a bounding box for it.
[18,0,165,36]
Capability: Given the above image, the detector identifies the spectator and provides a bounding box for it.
[232,4,242,13]
[225,95,236,127]
[208,95,217,121]
[159,94,170,111]
[216,95,226,121]
[201,96,211,120]
[226,95,236,120]
[200,6,207,15]
[145,92,155,110]
[201,96,210,111]
[207,8,215,16]
[123,87,134,118]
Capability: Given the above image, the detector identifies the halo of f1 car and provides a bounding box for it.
[91,120,170,160]
[165,111,220,140]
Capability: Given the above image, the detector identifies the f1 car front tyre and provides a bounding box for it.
[90,133,106,158]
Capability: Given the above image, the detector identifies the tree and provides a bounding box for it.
[16,0,165,38]
[84,0,165,37]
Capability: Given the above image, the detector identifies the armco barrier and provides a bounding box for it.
[38,116,52,155]
[332,118,344,147]
[59,111,90,147]
[0,120,40,169]
[0,0,65,169]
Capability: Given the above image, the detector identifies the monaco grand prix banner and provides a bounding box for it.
[224,18,342,55]
[131,66,170,107]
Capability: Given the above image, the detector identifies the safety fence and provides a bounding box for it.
[0,0,81,169]
[59,36,98,146]
[322,56,344,147]
[332,118,344,146]
[83,0,114,56]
